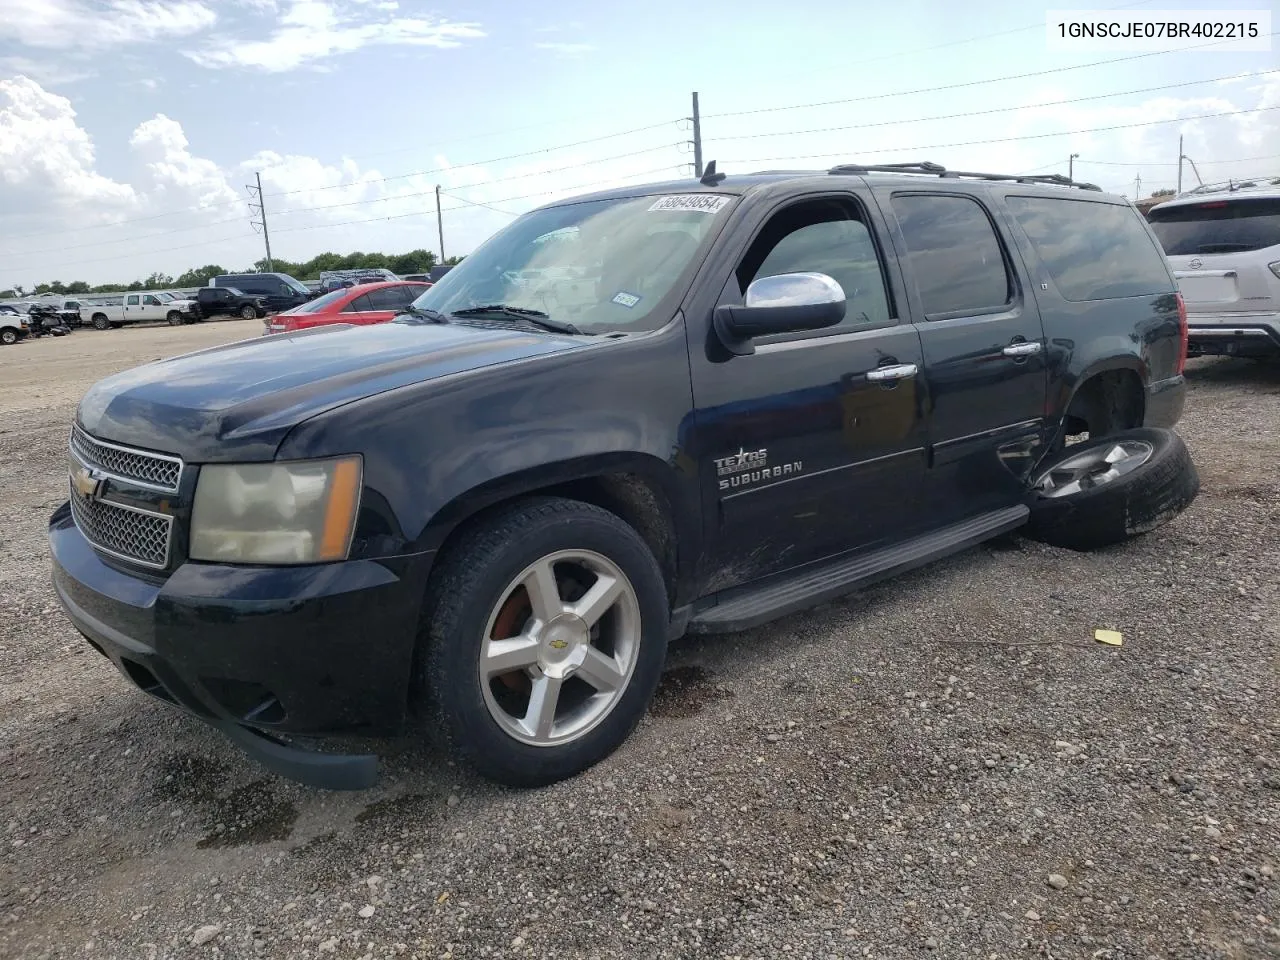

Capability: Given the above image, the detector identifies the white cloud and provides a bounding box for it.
[0,0,216,51]
[130,114,242,210]
[187,0,484,72]
[535,42,596,57]
[0,56,96,87]
[0,76,137,215]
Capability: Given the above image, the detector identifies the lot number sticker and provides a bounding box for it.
[647,195,730,214]
[612,291,642,308]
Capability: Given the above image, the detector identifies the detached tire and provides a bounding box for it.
[421,497,669,788]
[1024,427,1199,552]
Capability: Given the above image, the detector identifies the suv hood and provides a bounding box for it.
[76,321,586,461]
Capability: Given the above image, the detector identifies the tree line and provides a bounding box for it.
[1,249,464,299]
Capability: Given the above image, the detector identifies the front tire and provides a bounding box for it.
[421,497,670,787]
[239,305,257,320]
[167,311,184,326]
[1024,427,1199,551]
[91,314,110,331]
[0,328,17,345]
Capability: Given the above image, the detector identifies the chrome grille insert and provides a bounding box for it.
[69,482,173,570]
[69,424,183,492]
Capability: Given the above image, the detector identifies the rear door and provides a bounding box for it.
[123,294,143,324]
[1148,195,1280,319]
[873,185,1050,522]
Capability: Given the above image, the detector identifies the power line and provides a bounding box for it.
[703,32,1278,121]
[270,165,685,236]
[1077,152,1280,168]
[0,118,683,241]
[258,120,684,199]
[1,144,683,263]
[716,106,1280,167]
[707,70,1279,143]
[755,0,1158,90]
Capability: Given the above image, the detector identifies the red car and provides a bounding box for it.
[265,281,429,334]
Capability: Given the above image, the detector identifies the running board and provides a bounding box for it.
[686,506,1029,634]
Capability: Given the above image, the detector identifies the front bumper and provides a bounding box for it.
[49,502,433,790]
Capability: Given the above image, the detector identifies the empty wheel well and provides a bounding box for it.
[1062,369,1145,440]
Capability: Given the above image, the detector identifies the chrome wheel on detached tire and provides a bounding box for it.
[481,550,641,746]
[1034,439,1154,499]
[1024,427,1198,552]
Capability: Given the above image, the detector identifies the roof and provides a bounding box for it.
[543,161,1126,210]
[1148,176,1280,213]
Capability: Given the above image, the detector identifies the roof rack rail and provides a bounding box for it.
[828,160,1101,192]
[1178,175,1280,197]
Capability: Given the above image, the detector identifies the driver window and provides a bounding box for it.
[735,197,893,335]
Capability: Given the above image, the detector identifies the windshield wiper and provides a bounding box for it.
[398,305,450,323]
[450,304,584,335]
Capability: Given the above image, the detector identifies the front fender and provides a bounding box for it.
[277,324,702,592]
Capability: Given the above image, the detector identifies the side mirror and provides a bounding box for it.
[713,272,846,356]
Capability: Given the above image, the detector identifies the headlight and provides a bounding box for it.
[190,456,362,564]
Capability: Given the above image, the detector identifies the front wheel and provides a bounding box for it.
[167,311,184,326]
[421,497,670,787]
[91,314,110,331]
[1024,427,1199,551]
[239,305,257,320]
[0,328,17,345]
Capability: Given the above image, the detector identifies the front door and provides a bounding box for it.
[689,191,929,593]
[874,187,1050,520]
[123,294,141,323]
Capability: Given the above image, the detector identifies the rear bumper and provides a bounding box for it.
[1145,375,1186,429]
[1186,318,1280,359]
[49,502,434,789]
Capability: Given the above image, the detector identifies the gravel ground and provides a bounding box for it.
[1,325,1278,960]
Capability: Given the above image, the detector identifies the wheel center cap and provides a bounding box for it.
[539,614,590,676]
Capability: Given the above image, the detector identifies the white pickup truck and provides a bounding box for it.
[85,292,199,330]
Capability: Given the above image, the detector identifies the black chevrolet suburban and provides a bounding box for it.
[49,162,1198,791]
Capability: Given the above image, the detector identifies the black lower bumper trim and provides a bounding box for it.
[213,721,379,791]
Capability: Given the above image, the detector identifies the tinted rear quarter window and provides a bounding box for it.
[1006,195,1172,301]
[1147,197,1280,256]
[890,193,1012,316]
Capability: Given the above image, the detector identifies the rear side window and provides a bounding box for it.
[1006,196,1172,301]
[890,194,1012,317]
[1147,197,1280,256]
[363,287,411,311]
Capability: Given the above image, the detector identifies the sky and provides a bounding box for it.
[0,0,1276,289]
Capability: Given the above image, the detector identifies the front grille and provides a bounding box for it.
[70,424,183,491]
[69,485,173,569]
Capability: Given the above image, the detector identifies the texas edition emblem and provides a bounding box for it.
[715,447,803,492]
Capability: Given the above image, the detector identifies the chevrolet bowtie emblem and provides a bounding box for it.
[71,464,103,500]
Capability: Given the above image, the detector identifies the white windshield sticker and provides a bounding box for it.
[647,194,730,214]
[612,291,642,308]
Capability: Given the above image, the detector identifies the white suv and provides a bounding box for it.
[1147,179,1280,362]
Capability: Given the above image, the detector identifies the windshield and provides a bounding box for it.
[1148,197,1280,256]
[283,288,350,314]
[411,193,736,333]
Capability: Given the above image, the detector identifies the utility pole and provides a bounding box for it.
[1069,153,1079,181]
[1133,172,1142,200]
[690,91,703,178]
[1176,135,1183,194]
[435,184,445,265]
[246,172,273,272]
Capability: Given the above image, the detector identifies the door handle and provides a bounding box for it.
[866,362,919,382]
[1002,341,1042,357]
